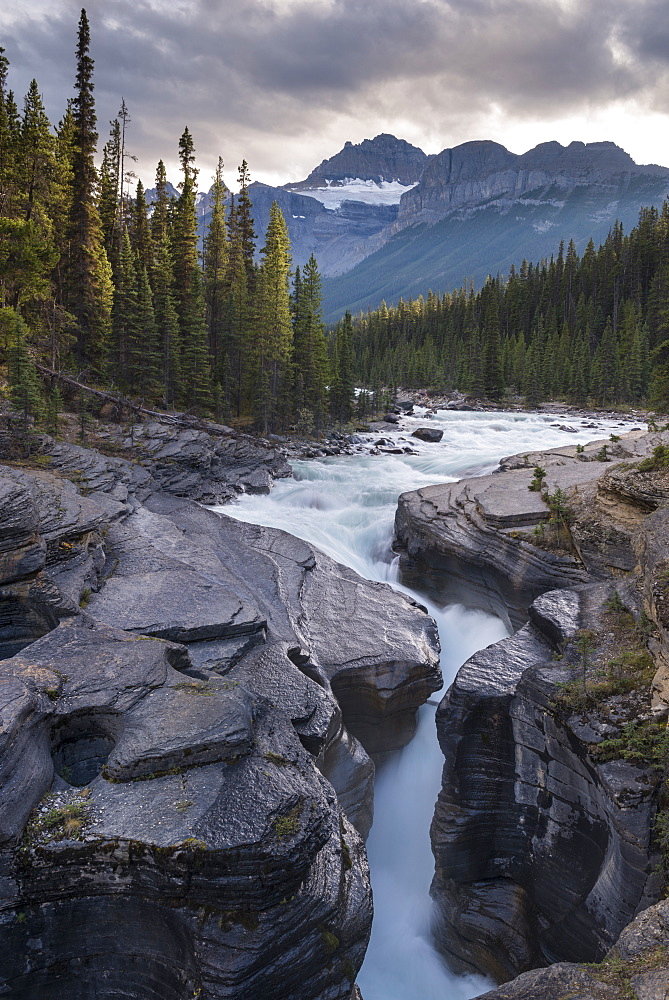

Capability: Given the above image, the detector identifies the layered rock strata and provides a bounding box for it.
[475,896,669,1000]
[0,435,441,998]
[394,428,669,986]
[394,431,663,628]
[433,585,660,983]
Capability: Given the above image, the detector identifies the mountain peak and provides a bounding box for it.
[290,134,427,189]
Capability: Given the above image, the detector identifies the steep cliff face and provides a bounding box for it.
[394,430,662,627]
[432,586,659,982]
[395,139,669,228]
[0,432,441,998]
[394,429,669,985]
[476,896,669,1000]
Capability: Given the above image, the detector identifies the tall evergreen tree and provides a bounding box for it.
[2,308,43,425]
[65,8,112,371]
[330,310,355,425]
[292,254,329,426]
[253,201,292,433]
[203,156,228,375]
[230,160,256,288]
[98,118,121,268]
[153,233,181,408]
[224,206,251,417]
[171,126,209,410]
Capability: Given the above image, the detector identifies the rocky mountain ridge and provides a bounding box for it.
[188,133,669,319]
[394,139,669,228]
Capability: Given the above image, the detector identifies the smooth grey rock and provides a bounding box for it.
[0,616,373,1000]
[85,506,266,642]
[0,429,444,998]
[411,427,444,442]
[395,430,665,628]
[473,898,669,999]
[431,588,658,982]
[473,964,619,999]
[138,494,442,762]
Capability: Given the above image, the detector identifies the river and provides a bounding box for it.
[216,407,641,1000]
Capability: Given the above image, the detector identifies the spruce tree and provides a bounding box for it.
[150,159,171,245]
[129,263,160,404]
[130,179,152,275]
[153,233,181,408]
[203,157,228,375]
[253,201,292,433]
[111,228,138,384]
[224,209,251,417]
[172,127,209,410]
[98,118,121,267]
[292,254,329,427]
[330,310,355,424]
[2,308,43,426]
[66,8,112,371]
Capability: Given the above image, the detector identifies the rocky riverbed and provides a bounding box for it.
[0,412,441,999]
[394,426,669,997]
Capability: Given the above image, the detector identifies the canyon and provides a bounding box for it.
[2,405,669,998]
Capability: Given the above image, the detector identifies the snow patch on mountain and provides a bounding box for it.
[288,178,417,210]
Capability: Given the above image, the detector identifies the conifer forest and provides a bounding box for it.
[2,8,669,437]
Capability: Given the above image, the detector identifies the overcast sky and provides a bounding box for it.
[2,0,669,191]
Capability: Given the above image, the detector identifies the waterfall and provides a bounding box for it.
[216,408,639,999]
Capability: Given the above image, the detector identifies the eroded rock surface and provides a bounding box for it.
[0,435,441,998]
[473,897,669,1000]
[393,428,669,985]
[0,618,370,999]
[432,586,659,982]
[395,430,666,627]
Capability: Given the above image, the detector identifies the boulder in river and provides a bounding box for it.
[411,427,444,443]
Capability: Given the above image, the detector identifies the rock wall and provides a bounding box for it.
[475,896,669,1000]
[395,139,669,229]
[0,436,441,998]
[394,429,669,986]
[433,587,659,983]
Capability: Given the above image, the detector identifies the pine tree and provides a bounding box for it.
[98,118,120,267]
[172,126,209,410]
[153,233,181,408]
[481,279,504,399]
[330,310,355,424]
[203,157,228,377]
[230,160,256,288]
[292,254,329,427]
[65,8,112,371]
[223,208,251,417]
[0,51,20,220]
[111,228,137,384]
[150,159,171,245]
[130,179,152,275]
[2,308,43,426]
[253,201,292,433]
[129,262,160,404]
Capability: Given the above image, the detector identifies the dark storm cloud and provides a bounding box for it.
[0,0,666,183]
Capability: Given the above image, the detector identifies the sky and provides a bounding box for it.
[2,0,669,192]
